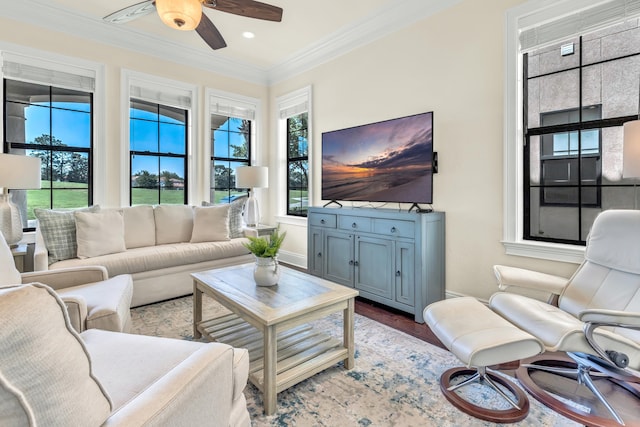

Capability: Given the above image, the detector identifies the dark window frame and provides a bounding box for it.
[3,79,94,231]
[129,98,188,206]
[286,112,309,217]
[210,115,252,203]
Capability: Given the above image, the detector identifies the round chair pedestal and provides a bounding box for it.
[440,367,530,424]
[516,354,640,427]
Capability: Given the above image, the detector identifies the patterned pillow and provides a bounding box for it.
[203,195,247,238]
[35,205,100,264]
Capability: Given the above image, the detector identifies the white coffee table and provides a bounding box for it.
[192,263,359,415]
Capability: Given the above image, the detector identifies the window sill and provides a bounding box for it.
[502,240,584,264]
[275,215,307,227]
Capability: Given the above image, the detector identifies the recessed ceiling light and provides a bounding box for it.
[242,31,255,39]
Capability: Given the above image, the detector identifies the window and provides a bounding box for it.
[505,1,640,259]
[2,52,98,230]
[207,91,259,204]
[286,112,308,216]
[129,99,187,205]
[276,86,312,222]
[122,70,196,206]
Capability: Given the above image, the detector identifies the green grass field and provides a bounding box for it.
[25,183,308,219]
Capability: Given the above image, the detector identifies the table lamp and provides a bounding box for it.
[0,153,41,247]
[235,166,268,227]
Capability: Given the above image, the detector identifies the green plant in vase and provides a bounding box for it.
[243,227,286,286]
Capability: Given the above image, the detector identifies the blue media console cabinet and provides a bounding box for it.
[307,207,445,323]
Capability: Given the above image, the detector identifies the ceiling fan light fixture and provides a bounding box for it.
[156,0,202,31]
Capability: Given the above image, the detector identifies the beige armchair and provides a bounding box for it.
[0,282,251,426]
[0,233,132,333]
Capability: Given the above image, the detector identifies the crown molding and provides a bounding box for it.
[1,0,462,87]
[266,0,463,84]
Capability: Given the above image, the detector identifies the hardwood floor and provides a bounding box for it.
[354,297,445,349]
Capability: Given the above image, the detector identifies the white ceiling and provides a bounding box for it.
[1,0,460,84]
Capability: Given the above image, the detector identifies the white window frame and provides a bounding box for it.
[120,69,198,206]
[274,86,312,226]
[0,43,106,207]
[503,0,640,264]
[203,88,261,204]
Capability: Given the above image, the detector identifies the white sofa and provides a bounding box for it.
[34,203,253,307]
[0,282,250,427]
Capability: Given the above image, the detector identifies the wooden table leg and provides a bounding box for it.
[344,297,355,369]
[263,325,277,415]
[193,281,202,339]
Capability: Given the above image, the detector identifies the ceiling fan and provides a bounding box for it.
[103,0,283,50]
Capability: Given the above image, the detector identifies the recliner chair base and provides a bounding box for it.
[516,353,640,427]
[440,366,530,423]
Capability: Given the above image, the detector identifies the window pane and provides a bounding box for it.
[52,189,88,210]
[583,20,640,65]
[159,104,185,125]
[131,118,159,152]
[131,99,158,120]
[160,157,185,204]
[527,37,580,78]
[528,70,580,128]
[52,109,91,148]
[21,104,51,145]
[132,155,159,189]
[51,87,91,112]
[159,122,186,154]
[5,80,49,103]
[288,189,308,216]
[598,57,640,119]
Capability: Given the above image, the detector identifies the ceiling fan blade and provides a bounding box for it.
[103,0,156,24]
[196,13,227,50]
[203,0,283,22]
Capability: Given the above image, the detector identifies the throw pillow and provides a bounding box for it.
[35,205,100,264]
[0,283,112,426]
[190,205,231,243]
[122,205,156,249]
[202,195,247,238]
[75,210,127,259]
[154,204,194,245]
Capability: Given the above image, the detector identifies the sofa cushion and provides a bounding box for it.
[190,205,230,243]
[35,205,100,264]
[75,210,127,259]
[0,283,112,426]
[50,239,251,277]
[203,195,247,238]
[122,205,156,249]
[0,232,20,286]
[154,205,194,245]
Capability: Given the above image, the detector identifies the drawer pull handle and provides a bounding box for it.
[391,227,397,233]
[354,261,359,267]
[352,222,357,228]
[317,252,322,257]
[349,260,354,265]
[396,270,401,277]
[320,219,325,224]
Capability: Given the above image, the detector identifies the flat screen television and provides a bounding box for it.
[322,111,434,206]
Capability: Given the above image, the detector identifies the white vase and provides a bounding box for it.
[253,256,280,287]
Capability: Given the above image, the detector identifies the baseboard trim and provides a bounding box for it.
[278,250,306,269]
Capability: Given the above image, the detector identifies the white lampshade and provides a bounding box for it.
[235,166,268,227]
[0,154,41,247]
[156,0,202,31]
[0,153,41,190]
[236,166,268,189]
[623,120,640,178]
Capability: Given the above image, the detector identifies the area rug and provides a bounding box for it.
[130,295,580,427]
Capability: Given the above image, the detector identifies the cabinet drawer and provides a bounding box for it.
[338,215,371,232]
[309,213,337,228]
[373,219,415,238]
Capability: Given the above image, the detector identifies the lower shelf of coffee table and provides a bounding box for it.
[197,313,348,393]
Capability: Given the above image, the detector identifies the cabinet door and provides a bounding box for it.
[324,230,354,287]
[354,235,393,298]
[308,227,324,277]
[394,241,415,306]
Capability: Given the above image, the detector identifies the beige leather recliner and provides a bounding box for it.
[490,209,640,425]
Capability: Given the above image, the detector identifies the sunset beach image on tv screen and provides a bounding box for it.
[322,112,433,204]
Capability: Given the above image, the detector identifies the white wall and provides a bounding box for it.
[268,0,578,300]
